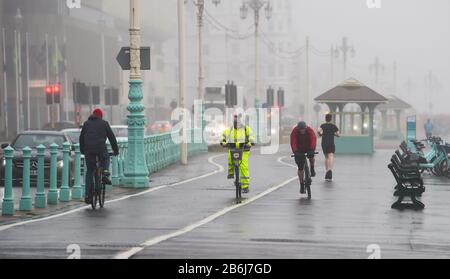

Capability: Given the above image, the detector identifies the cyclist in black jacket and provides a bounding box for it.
[79,108,119,204]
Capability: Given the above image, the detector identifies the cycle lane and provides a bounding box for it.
[0,146,297,258]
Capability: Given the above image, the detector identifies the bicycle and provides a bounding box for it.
[91,152,113,210]
[292,152,319,200]
[223,142,251,204]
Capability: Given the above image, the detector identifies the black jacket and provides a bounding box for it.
[79,115,119,155]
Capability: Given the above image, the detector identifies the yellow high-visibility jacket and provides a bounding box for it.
[221,126,255,147]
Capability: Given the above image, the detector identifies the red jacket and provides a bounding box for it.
[290,126,317,153]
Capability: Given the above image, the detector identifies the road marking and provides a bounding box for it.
[115,155,297,259]
[0,154,225,233]
[277,155,297,168]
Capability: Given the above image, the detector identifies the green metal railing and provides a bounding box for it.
[1,129,207,216]
[111,129,207,186]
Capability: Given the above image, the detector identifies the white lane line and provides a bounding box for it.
[0,154,225,233]
[115,155,297,259]
[277,155,297,168]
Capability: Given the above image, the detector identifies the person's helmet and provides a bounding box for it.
[93,108,103,119]
[297,121,307,129]
[233,113,244,126]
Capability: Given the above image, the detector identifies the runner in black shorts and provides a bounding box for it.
[318,114,340,181]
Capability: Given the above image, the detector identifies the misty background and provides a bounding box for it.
[0,0,449,140]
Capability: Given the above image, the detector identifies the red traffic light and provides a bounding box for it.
[52,84,61,93]
[45,86,52,94]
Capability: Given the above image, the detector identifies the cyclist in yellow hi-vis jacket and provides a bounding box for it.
[220,114,256,193]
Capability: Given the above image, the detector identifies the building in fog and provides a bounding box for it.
[162,0,299,115]
[0,0,174,140]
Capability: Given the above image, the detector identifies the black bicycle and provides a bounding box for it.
[223,142,251,204]
[91,153,113,210]
[292,152,318,200]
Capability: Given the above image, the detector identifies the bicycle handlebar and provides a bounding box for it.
[222,142,254,148]
[291,152,319,158]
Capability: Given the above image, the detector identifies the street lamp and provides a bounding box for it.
[264,1,273,20]
[369,56,385,91]
[240,3,248,19]
[239,0,271,144]
[239,0,272,107]
[122,0,150,188]
[335,37,356,80]
[192,0,221,101]
[14,8,24,133]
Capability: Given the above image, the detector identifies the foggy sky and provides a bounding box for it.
[90,0,450,114]
[292,0,450,114]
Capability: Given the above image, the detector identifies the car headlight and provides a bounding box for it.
[57,160,64,168]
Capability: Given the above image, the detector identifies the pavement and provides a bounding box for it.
[0,145,449,259]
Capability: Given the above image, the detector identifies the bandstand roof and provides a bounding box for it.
[315,78,388,104]
[377,95,412,110]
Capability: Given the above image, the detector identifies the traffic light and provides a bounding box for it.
[225,81,232,107]
[44,83,62,104]
[277,88,285,107]
[45,85,53,105]
[91,86,100,105]
[112,88,119,105]
[77,82,89,105]
[105,88,112,105]
[231,82,237,107]
[266,86,275,107]
[225,81,238,108]
[225,81,231,107]
[105,87,119,106]
[53,83,61,104]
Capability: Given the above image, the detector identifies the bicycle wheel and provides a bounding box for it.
[91,169,100,210]
[306,181,311,200]
[304,162,312,200]
[99,180,106,208]
[235,165,241,204]
[440,160,449,176]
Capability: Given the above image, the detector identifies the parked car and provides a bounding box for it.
[148,121,172,135]
[0,131,75,187]
[204,120,227,145]
[110,125,128,140]
[61,128,82,144]
[42,121,78,131]
[61,128,85,172]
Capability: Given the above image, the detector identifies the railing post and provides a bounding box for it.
[47,143,59,205]
[149,137,155,173]
[117,142,123,183]
[19,147,33,211]
[82,154,86,198]
[1,146,14,216]
[105,142,113,191]
[112,152,119,186]
[35,144,46,208]
[144,137,150,175]
[119,140,126,183]
[71,143,83,200]
[59,142,71,202]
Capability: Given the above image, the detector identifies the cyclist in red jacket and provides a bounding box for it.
[290,121,317,194]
